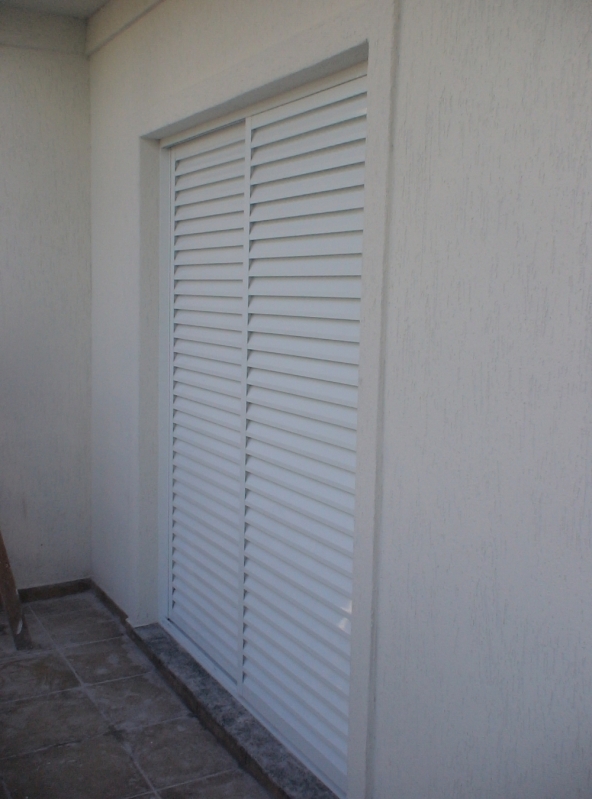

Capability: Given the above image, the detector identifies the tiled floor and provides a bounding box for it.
[0,592,272,799]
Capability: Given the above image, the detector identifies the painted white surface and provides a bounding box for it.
[372,1,592,797]
[0,6,85,52]
[0,12,91,588]
[86,0,161,55]
[3,0,107,20]
[90,0,365,627]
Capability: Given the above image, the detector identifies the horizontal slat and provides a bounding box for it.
[173,321,242,349]
[248,295,359,320]
[174,352,242,381]
[174,338,241,364]
[172,307,242,330]
[170,600,237,682]
[173,425,242,465]
[242,683,347,795]
[174,478,241,524]
[173,533,238,597]
[248,313,359,342]
[245,584,349,694]
[251,116,366,168]
[172,510,238,559]
[175,228,243,251]
[243,651,348,737]
[250,187,364,223]
[173,440,241,481]
[245,523,352,592]
[175,176,243,207]
[246,456,354,515]
[174,247,243,266]
[250,231,362,260]
[174,381,241,414]
[174,368,241,399]
[175,279,242,297]
[174,294,242,313]
[243,593,349,665]
[244,554,352,641]
[247,332,358,364]
[248,368,357,408]
[246,404,356,451]
[175,212,244,237]
[173,396,241,432]
[250,164,364,204]
[175,194,244,222]
[244,489,353,554]
[173,452,240,495]
[251,79,366,142]
[242,666,347,772]
[251,210,363,241]
[243,633,347,709]
[247,385,357,429]
[248,254,361,279]
[246,351,358,387]
[251,142,365,187]
[175,157,244,192]
[246,474,354,535]
[174,122,244,162]
[246,419,355,472]
[175,139,245,177]
[173,409,242,447]
[245,438,355,493]
[175,264,242,282]
[245,505,352,566]
[172,501,239,547]
[248,275,360,299]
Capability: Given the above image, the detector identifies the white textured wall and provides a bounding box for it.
[0,11,91,588]
[373,1,592,797]
[89,0,364,624]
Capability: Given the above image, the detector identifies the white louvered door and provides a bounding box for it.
[170,123,246,684]
[168,69,366,797]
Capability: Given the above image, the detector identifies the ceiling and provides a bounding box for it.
[2,0,108,18]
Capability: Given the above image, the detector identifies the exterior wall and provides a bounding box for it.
[0,10,91,588]
[89,0,592,795]
[372,1,592,797]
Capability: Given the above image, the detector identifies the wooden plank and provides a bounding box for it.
[0,528,32,650]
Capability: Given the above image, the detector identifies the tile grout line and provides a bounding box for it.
[27,602,163,798]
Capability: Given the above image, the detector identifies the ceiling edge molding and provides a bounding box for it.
[0,6,85,53]
[85,0,162,55]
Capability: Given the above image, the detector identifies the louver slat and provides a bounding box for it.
[242,75,366,797]
[169,122,246,685]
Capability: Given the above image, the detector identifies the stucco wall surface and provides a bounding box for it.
[0,14,91,588]
[89,0,365,624]
[373,1,592,797]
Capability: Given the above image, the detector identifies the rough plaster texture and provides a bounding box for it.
[89,0,364,626]
[0,14,91,588]
[373,1,592,797]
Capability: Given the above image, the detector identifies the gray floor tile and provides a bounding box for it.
[0,733,151,799]
[160,769,272,798]
[36,608,124,646]
[65,636,151,684]
[0,652,78,702]
[27,593,99,619]
[125,717,236,789]
[0,611,53,661]
[0,688,109,758]
[86,673,188,731]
